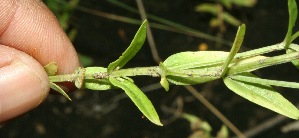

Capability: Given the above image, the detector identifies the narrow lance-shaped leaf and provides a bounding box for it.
[163,51,228,85]
[163,51,229,70]
[107,20,148,73]
[109,77,163,126]
[230,74,299,89]
[223,72,299,119]
[220,24,245,77]
[50,82,71,101]
[284,0,298,48]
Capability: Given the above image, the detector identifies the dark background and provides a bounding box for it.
[1,0,299,137]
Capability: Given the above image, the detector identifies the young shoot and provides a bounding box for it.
[48,0,299,126]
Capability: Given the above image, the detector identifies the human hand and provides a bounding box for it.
[0,0,80,122]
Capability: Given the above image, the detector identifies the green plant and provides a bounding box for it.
[46,0,299,127]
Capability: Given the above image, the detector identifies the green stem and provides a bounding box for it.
[49,74,81,82]
[235,43,285,59]
[111,66,161,77]
[49,44,299,84]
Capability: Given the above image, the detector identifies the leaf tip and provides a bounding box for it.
[155,121,163,126]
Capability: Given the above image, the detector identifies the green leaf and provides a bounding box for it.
[83,67,114,90]
[163,51,229,70]
[220,24,245,77]
[50,82,71,101]
[163,51,229,85]
[284,0,298,48]
[223,72,299,119]
[107,20,147,73]
[230,74,299,89]
[109,77,163,126]
[44,62,58,76]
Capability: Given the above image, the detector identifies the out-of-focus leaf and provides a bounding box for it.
[78,53,94,67]
[195,3,241,26]
[216,125,229,138]
[195,4,218,14]
[231,0,257,7]
[222,12,241,26]
[220,0,232,9]
[182,113,212,138]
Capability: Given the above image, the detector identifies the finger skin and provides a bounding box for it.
[0,45,49,122]
[0,0,80,74]
[0,0,80,122]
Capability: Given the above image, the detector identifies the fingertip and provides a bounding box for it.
[0,0,80,74]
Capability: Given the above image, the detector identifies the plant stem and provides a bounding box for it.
[49,44,299,84]
[235,43,285,59]
[111,66,161,77]
[228,51,299,75]
[49,74,81,82]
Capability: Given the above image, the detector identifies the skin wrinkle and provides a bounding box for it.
[0,47,48,97]
[0,0,80,74]
[0,0,17,36]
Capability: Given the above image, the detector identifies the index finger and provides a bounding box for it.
[0,0,80,74]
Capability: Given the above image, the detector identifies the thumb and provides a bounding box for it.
[0,45,49,122]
